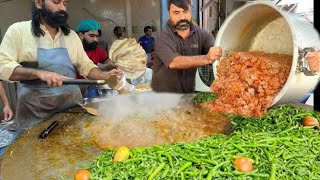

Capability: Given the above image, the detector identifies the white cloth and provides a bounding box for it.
[130,68,153,86]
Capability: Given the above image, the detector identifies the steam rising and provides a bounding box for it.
[97,92,186,122]
[87,92,231,149]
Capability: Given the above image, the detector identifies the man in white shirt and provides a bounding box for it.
[0,0,122,132]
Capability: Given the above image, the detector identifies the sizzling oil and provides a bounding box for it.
[93,107,231,149]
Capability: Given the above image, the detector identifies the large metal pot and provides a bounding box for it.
[214,1,320,105]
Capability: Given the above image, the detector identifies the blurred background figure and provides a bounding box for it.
[107,26,125,53]
[139,26,155,64]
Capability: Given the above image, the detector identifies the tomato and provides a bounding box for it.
[233,157,253,172]
[113,146,130,163]
[302,116,319,126]
[74,169,90,180]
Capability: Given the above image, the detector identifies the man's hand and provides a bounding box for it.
[37,70,71,87]
[206,46,222,64]
[10,67,71,87]
[87,68,124,89]
[2,104,13,122]
[306,51,320,71]
[169,46,223,69]
[87,67,123,81]
[106,69,123,80]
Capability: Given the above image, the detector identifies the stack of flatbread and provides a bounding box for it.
[109,38,147,79]
[134,83,152,92]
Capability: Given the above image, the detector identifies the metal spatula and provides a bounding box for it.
[78,104,99,116]
[63,75,118,89]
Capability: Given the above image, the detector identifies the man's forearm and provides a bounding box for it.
[87,67,109,80]
[0,82,9,106]
[9,67,41,81]
[169,55,213,69]
[98,59,115,71]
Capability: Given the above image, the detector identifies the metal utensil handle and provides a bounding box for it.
[298,47,318,76]
[62,79,105,85]
[39,121,59,139]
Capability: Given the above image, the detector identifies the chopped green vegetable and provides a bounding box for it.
[87,105,320,179]
[192,92,217,105]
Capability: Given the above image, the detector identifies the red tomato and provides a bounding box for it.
[302,116,319,126]
[233,157,253,172]
[74,169,90,180]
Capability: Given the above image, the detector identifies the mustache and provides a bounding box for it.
[56,10,68,16]
[174,19,191,30]
[176,19,190,26]
[41,7,69,27]
[83,39,98,51]
[52,10,68,20]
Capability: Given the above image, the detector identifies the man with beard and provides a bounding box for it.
[152,0,222,93]
[76,19,115,97]
[0,0,122,133]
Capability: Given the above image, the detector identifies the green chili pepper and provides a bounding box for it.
[206,162,229,180]
[148,162,166,180]
[269,163,276,180]
[161,164,170,178]
[176,162,192,174]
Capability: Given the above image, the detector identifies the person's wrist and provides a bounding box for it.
[34,69,44,79]
[102,71,111,79]
[205,54,213,63]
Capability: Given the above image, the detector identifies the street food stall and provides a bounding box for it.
[1,1,320,180]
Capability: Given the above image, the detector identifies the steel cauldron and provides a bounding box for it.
[214,1,320,105]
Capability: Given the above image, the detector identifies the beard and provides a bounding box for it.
[83,38,98,51]
[41,5,68,28]
[172,19,191,30]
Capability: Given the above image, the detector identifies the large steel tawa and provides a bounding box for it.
[1,110,102,180]
[1,92,232,179]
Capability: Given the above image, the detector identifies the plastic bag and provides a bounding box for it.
[116,75,135,94]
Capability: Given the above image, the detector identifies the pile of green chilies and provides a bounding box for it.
[192,92,216,106]
[86,105,320,180]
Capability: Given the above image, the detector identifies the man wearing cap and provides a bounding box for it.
[77,19,115,97]
[77,19,115,74]
[0,0,122,132]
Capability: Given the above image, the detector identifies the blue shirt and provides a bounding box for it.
[139,36,155,53]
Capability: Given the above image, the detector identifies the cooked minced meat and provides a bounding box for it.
[200,51,292,117]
